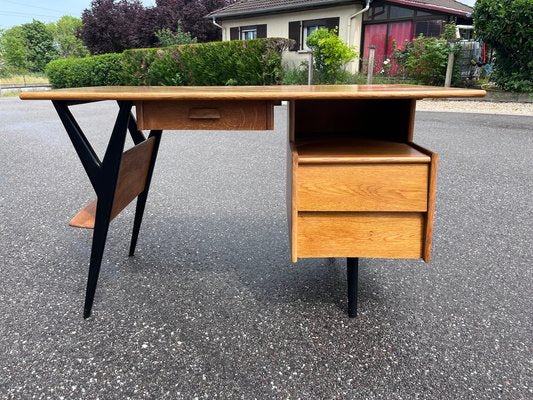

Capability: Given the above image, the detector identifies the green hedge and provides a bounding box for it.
[46,38,292,88]
[45,53,123,88]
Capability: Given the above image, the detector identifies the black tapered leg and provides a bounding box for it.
[129,130,162,257]
[347,257,359,318]
[84,200,114,318]
[83,101,132,318]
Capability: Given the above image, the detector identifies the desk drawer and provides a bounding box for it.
[136,100,274,130]
[297,212,424,259]
[297,164,429,212]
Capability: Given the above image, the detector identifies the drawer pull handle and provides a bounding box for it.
[188,108,221,119]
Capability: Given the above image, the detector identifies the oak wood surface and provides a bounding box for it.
[296,139,431,164]
[407,99,416,142]
[297,212,424,259]
[287,142,298,262]
[20,84,486,101]
[297,164,429,212]
[136,100,274,130]
[409,142,438,262]
[69,199,97,228]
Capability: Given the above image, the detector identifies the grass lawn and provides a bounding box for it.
[0,74,49,85]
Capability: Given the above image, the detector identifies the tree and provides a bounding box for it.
[80,0,152,54]
[155,22,197,46]
[154,0,230,42]
[306,28,358,83]
[474,0,533,92]
[20,20,58,72]
[79,0,232,52]
[48,16,89,58]
[0,26,30,74]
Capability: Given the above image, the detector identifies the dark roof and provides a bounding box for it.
[207,0,358,19]
[389,0,472,14]
[207,0,473,19]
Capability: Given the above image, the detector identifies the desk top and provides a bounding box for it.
[20,84,485,101]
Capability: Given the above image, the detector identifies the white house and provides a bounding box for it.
[206,0,473,72]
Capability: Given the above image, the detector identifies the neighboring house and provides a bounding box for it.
[206,0,473,72]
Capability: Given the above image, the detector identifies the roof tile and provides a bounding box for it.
[208,0,473,18]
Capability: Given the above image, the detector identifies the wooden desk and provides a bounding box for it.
[20,85,485,318]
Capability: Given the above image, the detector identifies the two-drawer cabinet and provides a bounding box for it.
[288,138,438,263]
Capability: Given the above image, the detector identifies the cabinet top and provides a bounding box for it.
[20,84,486,101]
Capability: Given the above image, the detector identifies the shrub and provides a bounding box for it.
[392,35,460,85]
[124,38,291,86]
[45,53,123,88]
[474,0,532,92]
[305,28,358,83]
[282,62,309,85]
[155,23,197,47]
[47,38,292,88]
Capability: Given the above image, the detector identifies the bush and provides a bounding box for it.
[474,0,532,92]
[46,38,292,88]
[45,53,123,88]
[124,38,291,86]
[305,28,358,83]
[155,23,197,47]
[392,35,460,85]
[282,62,309,85]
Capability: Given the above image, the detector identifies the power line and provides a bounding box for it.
[1,0,64,14]
[0,10,61,18]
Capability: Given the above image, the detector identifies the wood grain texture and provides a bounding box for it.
[287,141,298,262]
[288,100,295,142]
[407,142,438,262]
[424,152,438,263]
[297,212,424,259]
[20,84,486,101]
[296,139,431,164]
[297,164,429,212]
[69,199,97,228]
[137,100,274,130]
[188,108,221,119]
[69,137,156,229]
[407,99,416,142]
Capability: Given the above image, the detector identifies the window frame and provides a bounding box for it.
[240,27,257,40]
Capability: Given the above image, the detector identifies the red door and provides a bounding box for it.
[387,21,413,74]
[363,23,387,72]
[363,21,413,73]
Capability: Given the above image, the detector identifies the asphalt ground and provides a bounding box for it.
[0,98,531,399]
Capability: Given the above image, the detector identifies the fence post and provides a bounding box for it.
[308,51,313,85]
[445,43,455,87]
[367,46,375,84]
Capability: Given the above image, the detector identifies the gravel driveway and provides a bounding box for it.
[0,97,531,399]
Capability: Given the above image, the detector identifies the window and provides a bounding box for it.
[415,20,443,37]
[241,28,257,40]
[288,17,340,51]
[389,6,414,19]
[364,4,387,21]
[229,25,267,40]
[303,24,326,49]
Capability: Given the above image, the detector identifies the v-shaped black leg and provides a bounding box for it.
[54,100,162,318]
[129,129,162,257]
[83,101,132,318]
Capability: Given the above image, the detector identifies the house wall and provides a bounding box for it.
[217,4,364,73]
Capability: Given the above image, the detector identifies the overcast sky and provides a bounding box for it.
[0,0,475,29]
